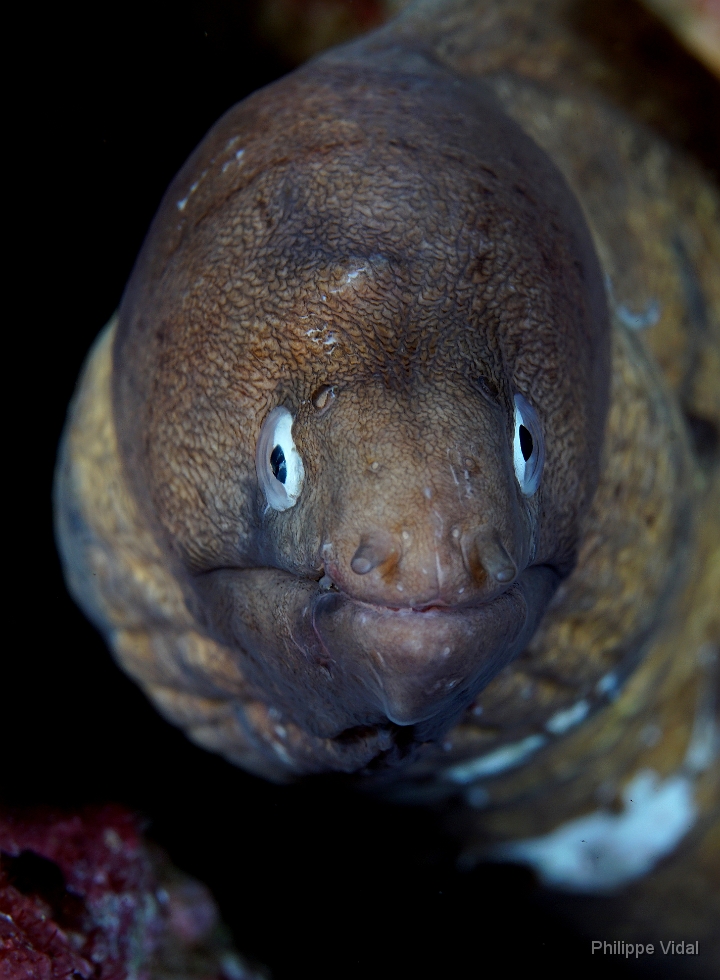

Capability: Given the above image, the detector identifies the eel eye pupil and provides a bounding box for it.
[512,394,544,496]
[256,406,304,510]
[270,445,287,484]
[519,424,533,462]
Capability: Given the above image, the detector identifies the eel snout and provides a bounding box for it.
[349,526,517,587]
[299,444,546,736]
[301,378,533,615]
[327,520,522,608]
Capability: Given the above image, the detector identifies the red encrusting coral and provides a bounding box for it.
[0,805,155,979]
[0,805,260,980]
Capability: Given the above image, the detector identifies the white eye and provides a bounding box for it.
[256,406,305,511]
[513,393,544,496]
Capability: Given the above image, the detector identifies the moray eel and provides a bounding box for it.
[55,0,720,972]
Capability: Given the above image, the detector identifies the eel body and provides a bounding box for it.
[55,0,719,972]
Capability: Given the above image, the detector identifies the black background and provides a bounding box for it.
[7,1,714,977]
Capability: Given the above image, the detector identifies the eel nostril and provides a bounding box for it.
[462,528,516,584]
[351,533,397,575]
[351,548,376,574]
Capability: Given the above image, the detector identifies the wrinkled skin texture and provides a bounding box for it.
[113,54,608,744]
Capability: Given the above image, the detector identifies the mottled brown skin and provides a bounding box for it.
[113,50,608,744]
[55,0,720,974]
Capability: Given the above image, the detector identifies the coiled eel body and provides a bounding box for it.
[55,0,719,971]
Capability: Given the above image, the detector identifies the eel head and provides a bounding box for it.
[112,47,610,762]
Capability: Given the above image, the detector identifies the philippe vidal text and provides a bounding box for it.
[592,940,699,958]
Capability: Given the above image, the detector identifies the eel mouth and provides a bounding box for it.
[308,567,557,736]
[342,599,464,614]
[316,562,507,614]
[196,563,558,747]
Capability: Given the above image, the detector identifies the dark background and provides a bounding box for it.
[7,1,715,976]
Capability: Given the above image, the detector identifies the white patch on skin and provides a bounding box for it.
[306,324,338,351]
[434,548,444,590]
[462,648,716,887]
[445,734,546,784]
[495,770,697,892]
[596,672,620,698]
[235,148,245,161]
[329,265,368,294]
[423,487,433,499]
[616,300,661,331]
[605,275,661,331]
[176,169,209,210]
[272,741,293,766]
[546,699,590,735]
[428,506,445,590]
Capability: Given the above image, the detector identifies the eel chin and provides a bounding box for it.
[195,564,558,743]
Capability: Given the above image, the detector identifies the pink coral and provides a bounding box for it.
[0,806,260,980]
[0,805,160,979]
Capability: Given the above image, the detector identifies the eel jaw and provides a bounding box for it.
[194,564,558,745]
[308,565,559,740]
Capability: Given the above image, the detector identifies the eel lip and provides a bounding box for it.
[369,600,455,614]
[311,586,529,731]
[316,568,492,614]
